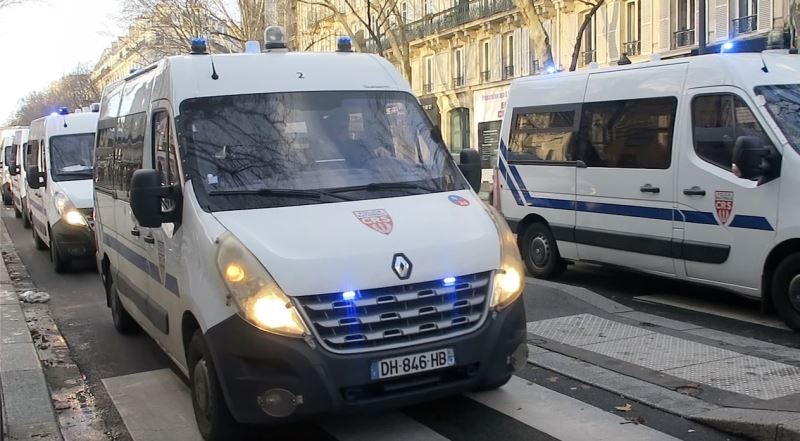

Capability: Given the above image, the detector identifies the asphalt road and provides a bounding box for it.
[1,207,752,441]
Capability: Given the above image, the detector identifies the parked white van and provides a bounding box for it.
[498,51,800,331]
[94,31,527,440]
[27,109,99,272]
[10,128,30,225]
[1,128,25,206]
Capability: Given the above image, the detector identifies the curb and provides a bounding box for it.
[0,218,62,441]
[526,277,800,441]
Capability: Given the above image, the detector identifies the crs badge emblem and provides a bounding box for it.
[715,191,734,225]
[353,209,394,235]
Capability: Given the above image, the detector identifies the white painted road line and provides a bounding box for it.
[321,412,450,441]
[468,376,681,441]
[633,293,791,330]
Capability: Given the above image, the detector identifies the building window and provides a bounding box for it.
[424,56,434,94]
[674,0,696,48]
[401,2,407,22]
[453,48,465,87]
[624,1,641,56]
[481,40,491,82]
[733,0,758,34]
[449,108,470,153]
[504,34,515,79]
[424,0,434,15]
[581,13,596,66]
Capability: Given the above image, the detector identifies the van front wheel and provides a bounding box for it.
[521,223,565,279]
[187,331,240,441]
[772,254,800,332]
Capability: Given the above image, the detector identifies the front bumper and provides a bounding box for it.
[51,219,96,259]
[204,298,526,424]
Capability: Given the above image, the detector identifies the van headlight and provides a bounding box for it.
[486,206,525,309]
[215,232,308,337]
[54,192,87,227]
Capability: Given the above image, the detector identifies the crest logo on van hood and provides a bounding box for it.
[353,209,394,235]
[715,191,734,225]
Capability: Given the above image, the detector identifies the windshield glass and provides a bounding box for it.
[49,134,95,181]
[754,85,800,152]
[178,91,467,211]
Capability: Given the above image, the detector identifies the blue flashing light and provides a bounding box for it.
[56,107,69,115]
[443,277,456,286]
[191,37,208,54]
[721,41,734,52]
[546,66,556,74]
[337,36,353,52]
[342,290,357,300]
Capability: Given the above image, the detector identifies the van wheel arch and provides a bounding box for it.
[516,214,566,279]
[762,239,800,311]
[182,312,201,355]
[101,256,112,307]
[515,214,551,249]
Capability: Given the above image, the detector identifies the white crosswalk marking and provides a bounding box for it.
[468,376,681,441]
[102,369,681,441]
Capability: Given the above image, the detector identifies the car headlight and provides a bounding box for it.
[486,206,525,309]
[54,192,87,226]
[216,232,307,337]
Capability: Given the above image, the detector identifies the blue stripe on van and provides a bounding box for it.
[29,198,43,213]
[103,234,181,297]
[498,140,773,232]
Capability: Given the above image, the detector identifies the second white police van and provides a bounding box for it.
[94,30,527,440]
[498,51,800,331]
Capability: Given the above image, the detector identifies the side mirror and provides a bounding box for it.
[733,136,768,180]
[26,166,41,189]
[130,169,181,228]
[458,149,482,192]
[8,165,19,176]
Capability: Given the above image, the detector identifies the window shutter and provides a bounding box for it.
[513,27,523,76]
[596,4,608,63]
[641,0,653,53]
[608,1,621,61]
[520,27,532,75]
[657,0,670,50]
[466,43,478,83]
[436,52,449,90]
[491,34,502,80]
[757,0,772,31]
[411,58,421,92]
[715,0,729,41]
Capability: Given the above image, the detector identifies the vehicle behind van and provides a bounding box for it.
[1,132,16,206]
[94,32,527,441]
[10,128,30,224]
[499,51,800,331]
[27,109,99,273]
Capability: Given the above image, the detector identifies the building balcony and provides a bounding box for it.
[672,28,696,49]
[623,40,641,56]
[503,65,515,79]
[580,50,596,66]
[403,0,514,43]
[423,83,433,94]
[732,15,758,36]
[453,76,465,87]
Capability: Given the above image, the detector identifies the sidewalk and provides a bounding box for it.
[0,223,61,441]
[526,277,800,441]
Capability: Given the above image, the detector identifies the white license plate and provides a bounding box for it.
[370,348,455,380]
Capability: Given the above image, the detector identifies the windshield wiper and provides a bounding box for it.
[328,182,441,195]
[208,188,354,201]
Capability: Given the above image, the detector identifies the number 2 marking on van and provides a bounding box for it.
[296,72,305,79]
[715,191,734,225]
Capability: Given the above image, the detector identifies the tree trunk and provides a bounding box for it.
[569,0,604,71]
[515,0,554,71]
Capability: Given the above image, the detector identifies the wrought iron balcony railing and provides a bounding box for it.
[673,28,696,48]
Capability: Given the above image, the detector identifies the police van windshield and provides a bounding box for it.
[755,84,800,152]
[49,134,95,181]
[179,91,467,211]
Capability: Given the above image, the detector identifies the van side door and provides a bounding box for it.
[676,88,779,291]
[574,66,684,276]
[28,138,46,234]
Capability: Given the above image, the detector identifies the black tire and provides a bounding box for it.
[520,222,566,279]
[2,194,10,206]
[32,225,47,250]
[13,205,21,218]
[22,209,30,228]
[108,275,139,334]
[187,331,240,441]
[771,253,800,332]
[476,374,512,391]
[50,237,70,273]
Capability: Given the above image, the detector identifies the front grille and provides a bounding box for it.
[296,272,492,353]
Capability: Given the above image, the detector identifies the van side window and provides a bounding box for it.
[152,112,180,187]
[508,109,577,162]
[114,112,146,200]
[95,121,117,192]
[26,140,38,171]
[577,97,676,169]
[692,94,772,171]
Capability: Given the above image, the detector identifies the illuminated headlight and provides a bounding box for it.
[216,232,307,337]
[486,206,525,309]
[54,192,87,226]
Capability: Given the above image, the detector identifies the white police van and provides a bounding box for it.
[498,51,800,331]
[1,127,26,207]
[93,28,527,440]
[27,109,99,273]
[10,128,31,225]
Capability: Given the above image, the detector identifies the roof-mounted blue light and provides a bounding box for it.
[337,36,353,52]
[56,107,69,115]
[191,37,208,55]
[721,41,734,53]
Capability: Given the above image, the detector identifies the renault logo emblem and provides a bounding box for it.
[392,253,412,280]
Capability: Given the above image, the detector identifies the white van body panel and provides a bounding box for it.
[501,52,800,302]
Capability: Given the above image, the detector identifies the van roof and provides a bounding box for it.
[30,112,98,137]
[511,52,800,93]
[103,51,411,117]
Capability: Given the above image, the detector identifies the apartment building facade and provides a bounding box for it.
[295,0,789,169]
